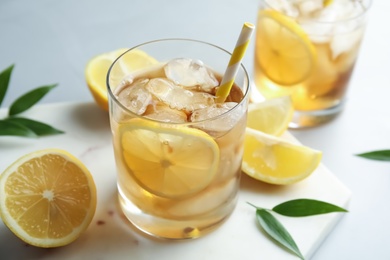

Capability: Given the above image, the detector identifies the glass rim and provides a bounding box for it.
[260,0,372,25]
[106,38,251,126]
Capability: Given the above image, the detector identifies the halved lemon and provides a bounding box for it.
[247,96,294,136]
[255,10,316,85]
[242,128,322,185]
[85,48,157,111]
[0,149,97,248]
[119,119,219,198]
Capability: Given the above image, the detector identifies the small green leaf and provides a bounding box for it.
[356,150,390,161]
[272,199,348,217]
[5,117,64,136]
[8,84,57,116]
[256,209,304,260]
[0,119,37,138]
[0,64,14,107]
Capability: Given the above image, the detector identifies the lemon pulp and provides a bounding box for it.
[0,149,97,248]
[255,10,316,86]
[242,128,322,185]
[119,119,220,198]
[247,96,294,136]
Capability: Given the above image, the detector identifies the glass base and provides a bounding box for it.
[117,188,237,240]
[289,101,345,129]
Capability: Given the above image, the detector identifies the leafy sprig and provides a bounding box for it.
[248,199,348,259]
[356,150,390,161]
[0,64,64,138]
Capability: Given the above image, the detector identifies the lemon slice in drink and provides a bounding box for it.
[242,128,322,185]
[255,10,316,85]
[0,149,97,248]
[247,96,294,136]
[119,119,219,198]
[85,48,158,111]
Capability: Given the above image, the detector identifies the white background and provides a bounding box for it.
[1,0,390,259]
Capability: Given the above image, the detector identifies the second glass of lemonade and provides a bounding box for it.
[254,0,371,128]
[107,39,250,240]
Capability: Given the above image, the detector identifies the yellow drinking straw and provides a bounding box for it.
[216,22,255,103]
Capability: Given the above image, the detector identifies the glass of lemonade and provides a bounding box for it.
[107,39,250,240]
[254,0,371,128]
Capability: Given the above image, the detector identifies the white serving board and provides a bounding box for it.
[0,102,351,260]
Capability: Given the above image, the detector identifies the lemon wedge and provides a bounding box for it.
[242,128,322,185]
[119,119,220,198]
[85,48,157,111]
[0,149,97,248]
[247,96,294,136]
[255,10,316,85]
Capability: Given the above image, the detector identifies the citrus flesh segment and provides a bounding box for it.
[247,96,294,136]
[0,149,97,248]
[242,128,322,185]
[119,119,220,198]
[85,48,158,111]
[255,10,316,86]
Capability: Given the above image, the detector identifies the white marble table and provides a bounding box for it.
[0,102,351,259]
[1,0,390,259]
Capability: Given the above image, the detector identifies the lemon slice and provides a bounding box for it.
[0,149,97,248]
[255,10,316,85]
[242,128,322,185]
[85,48,158,111]
[247,96,294,136]
[119,119,220,198]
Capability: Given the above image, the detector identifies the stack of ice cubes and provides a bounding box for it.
[116,58,244,131]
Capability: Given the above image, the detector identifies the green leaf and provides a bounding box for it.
[256,209,304,260]
[8,84,57,116]
[0,119,37,138]
[356,150,390,161]
[5,117,64,136]
[272,199,348,217]
[0,64,14,107]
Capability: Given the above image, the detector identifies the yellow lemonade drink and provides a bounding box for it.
[107,39,250,240]
[254,0,371,127]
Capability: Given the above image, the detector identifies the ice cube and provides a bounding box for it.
[331,29,363,59]
[299,0,366,45]
[190,102,244,132]
[334,42,360,73]
[298,0,323,16]
[164,58,219,92]
[146,78,215,112]
[324,1,365,58]
[268,0,299,18]
[217,145,244,180]
[166,178,237,217]
[306,44,338,96]
[144,103,188,123]
[116,79,152,115]
[300,21,333,43]
[190,102,237,121]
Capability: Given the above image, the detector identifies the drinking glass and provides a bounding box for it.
[253,0,371,128]
[107,39,250,240]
